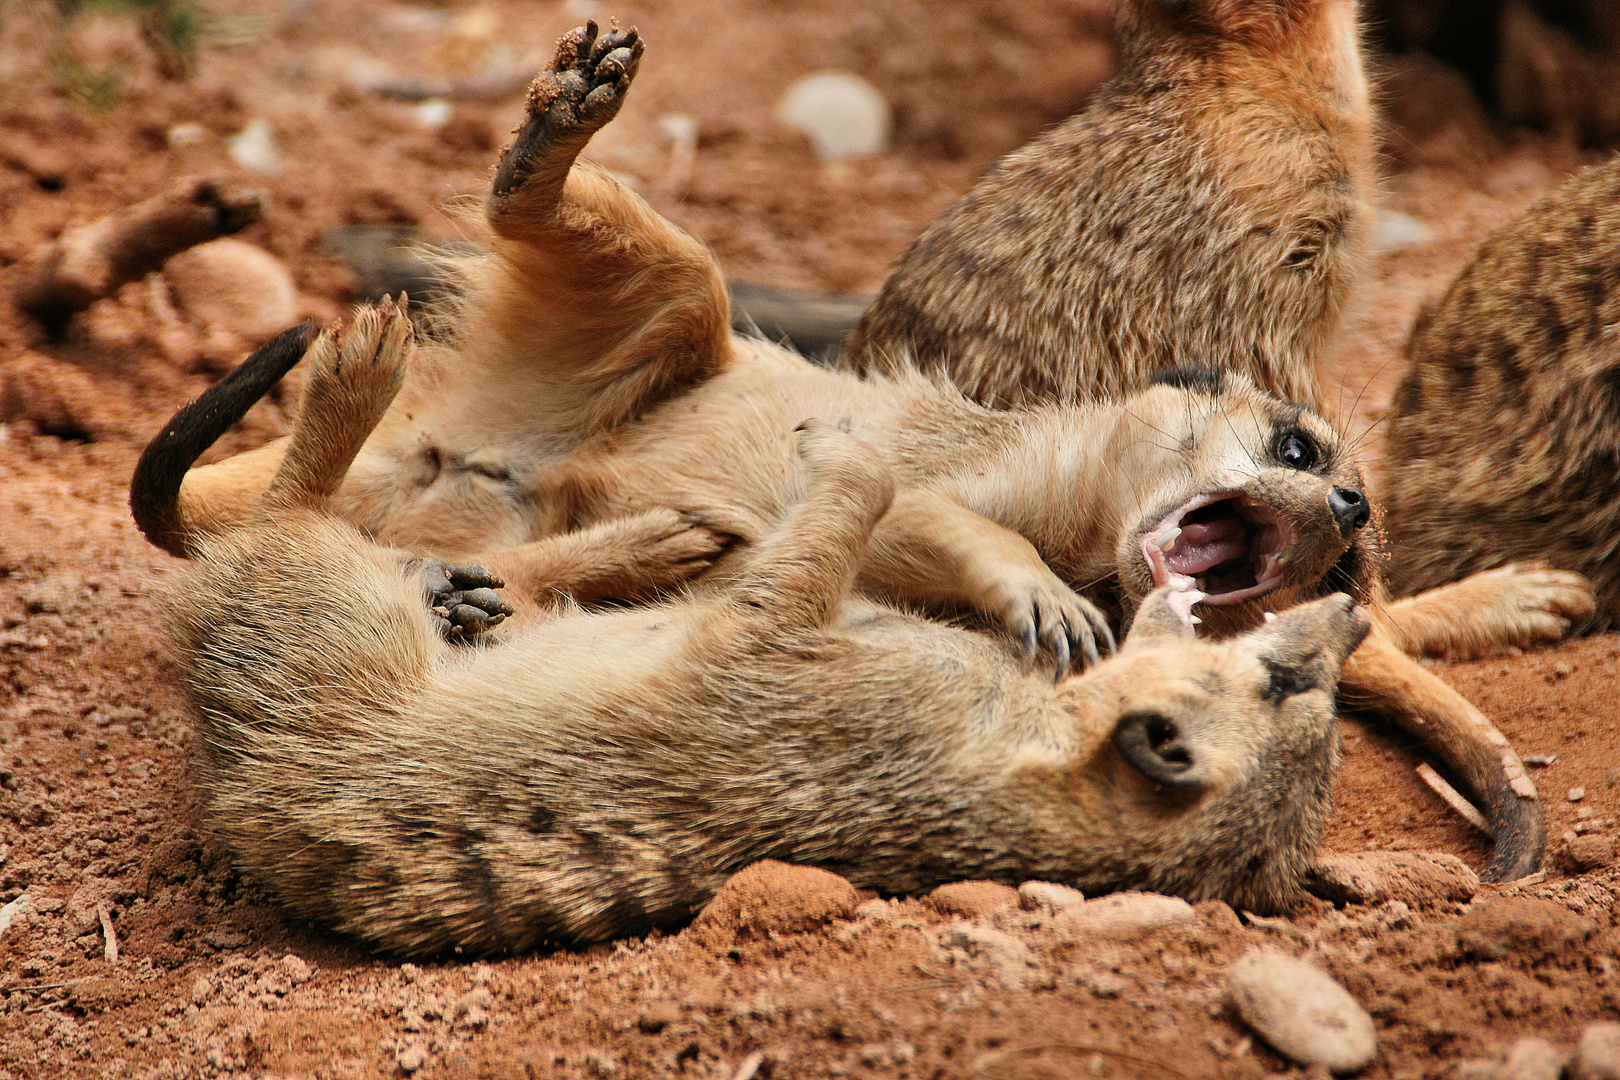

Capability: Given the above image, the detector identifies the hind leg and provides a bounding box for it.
[1377,564,1595,660]
[474,22,732,437]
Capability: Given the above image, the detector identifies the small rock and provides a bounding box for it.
[396,1042,428,1073]
[453,987,492,1030]
[1073,967,1125,998]
[636,1003,677,1034]
[413,99,452,130]
[923,881,1019,919]
[1372,210,1434,252]
[1500,1037,1568,1080]
[1017,881,1086,915]
[189,977,212,1006]
[1522,754,1557,767]
[1453,898,1597,964]
[691,861,858,941]
[1308,851,1478,909]
[1227,948,1377,1075]
[164,239,299,345]
[1570,788,1588,802]
[1058,892,1196,940]
[1557,834,1617,874]
[775,70,892,160]
[1572,1023,1620,1080]
[278,954,313,985]
[227,119,282,176]
[166,122,211,148]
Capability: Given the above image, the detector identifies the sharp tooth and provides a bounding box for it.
[1195,577,1206,593]
[1189,615,1202,625]
[1151,527,1182,551]
[1184,590,1206,606]
[1263,611,1277,623]
[1276,549,1293,566]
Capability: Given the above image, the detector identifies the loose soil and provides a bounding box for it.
[0,2,1616,1078]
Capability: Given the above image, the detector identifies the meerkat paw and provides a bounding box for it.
[492,20,644,199]
[409,558,515,642]
[792,419,894,509]
[589,508,738,597]
[299,296,413,428]
[1384,563,1596,660]
[990,568,1116,681]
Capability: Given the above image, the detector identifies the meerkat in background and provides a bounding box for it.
[138,23,1552,880]
[1381,156,1620,631]
[842,0,1375,415]
[145,302,1372,956]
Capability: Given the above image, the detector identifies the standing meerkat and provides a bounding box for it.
[841,0,1375,415]
[1381,156,1620,630]
[137,22,1558,880]
[146,301,1372,956]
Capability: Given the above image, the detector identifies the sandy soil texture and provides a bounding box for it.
[0,2,1617,1078]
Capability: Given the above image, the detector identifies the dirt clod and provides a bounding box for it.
[922,880,1019,919]
[690,860,859,941]
[1573,1024,1620,1080]
[1308,850,1480,909]
[1453,898,1598,963]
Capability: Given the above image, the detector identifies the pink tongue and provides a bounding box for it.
[1165,518,1247,575]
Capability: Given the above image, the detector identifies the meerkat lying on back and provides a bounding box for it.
[147,302,1370,956]
[137,22,1547,880]
[1381,156,1620,631]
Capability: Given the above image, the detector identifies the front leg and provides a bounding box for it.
[859,489,1115,678]
[469,509,735,607]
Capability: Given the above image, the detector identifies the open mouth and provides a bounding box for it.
[1139,492,1300,607]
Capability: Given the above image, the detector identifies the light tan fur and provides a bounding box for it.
[146,23,1546,879]
[162,303,1370,956]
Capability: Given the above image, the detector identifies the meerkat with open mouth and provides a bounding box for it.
[137,21,1548,880]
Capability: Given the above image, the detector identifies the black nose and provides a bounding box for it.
[1327,487,1370,538]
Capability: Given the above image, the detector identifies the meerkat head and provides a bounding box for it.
[1058,583,1369,912]
[1107,367,1376,639]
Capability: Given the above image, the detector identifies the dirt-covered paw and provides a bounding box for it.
[410,558,515,643]
[493,21,644,198]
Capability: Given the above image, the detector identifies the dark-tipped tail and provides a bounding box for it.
[130,322,319,557]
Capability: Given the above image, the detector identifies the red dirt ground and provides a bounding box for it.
[0,2,1616,1078]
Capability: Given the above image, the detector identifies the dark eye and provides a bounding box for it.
[1275,432,1319,470]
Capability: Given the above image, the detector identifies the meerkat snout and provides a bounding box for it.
[1327,486,1369,538]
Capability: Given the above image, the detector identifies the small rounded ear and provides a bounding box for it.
[1122,585,1201,652]
[1112,711,1210,791]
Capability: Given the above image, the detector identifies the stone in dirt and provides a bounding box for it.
[923,881,1019,919]
[1017,881,1086,914]
[1057,892,1196,940]
[1572,1023,1620,1080]
[1452,898,1597,964]
[1227,948,1377,1075]
[1307,851,1479,909]
[1498,1038,1570,1080]
[690,861,859,941]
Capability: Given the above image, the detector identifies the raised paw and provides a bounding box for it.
[410,558,516,643]
[301,295,413,422]
[994,568,1118,681]
[492,20,645,199]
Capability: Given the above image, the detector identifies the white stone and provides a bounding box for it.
[227,119,282,176]
[413,99,453,130]
[1057,891,1195,940]
[776,70,892,161]
[1227,948,1377,1075]
[1572,1023,1620,1080]
[166,122,210,149]
[1372,210,1433,252]
[1017,880,1086,914]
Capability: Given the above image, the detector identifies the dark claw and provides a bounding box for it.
[563,22,598,69]
[1020,619,1038,664]
[1050,630,1071,684]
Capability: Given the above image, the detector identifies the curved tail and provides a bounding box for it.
[129,323,318,557]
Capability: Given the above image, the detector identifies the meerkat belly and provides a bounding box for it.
[335,429,538,558]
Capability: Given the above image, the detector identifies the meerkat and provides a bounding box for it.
[137,23,1550,880]
[148,301,1372,956]
[1381,156,1620,631]
[841,0,1375,415]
